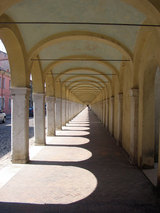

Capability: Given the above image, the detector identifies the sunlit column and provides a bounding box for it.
[117,93,123,146]
[46,96,55,136]
[55,97,62,129]
[65,99,69,123]
[11,87,30,163]
[129,89,139,163]
[62,98,66,126]
[33,93,46,145]
[73,102,75,117]
[68,101,70,120]
[70,101,73,119]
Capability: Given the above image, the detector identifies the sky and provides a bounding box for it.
[0,40,7,53]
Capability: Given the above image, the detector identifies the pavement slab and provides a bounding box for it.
[0,109,160,213]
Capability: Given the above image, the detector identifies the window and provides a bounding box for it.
[0,77,1,88]
[9,80,11,88]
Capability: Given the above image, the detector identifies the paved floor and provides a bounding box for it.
[0,117,34,159]
[0,109,160,212]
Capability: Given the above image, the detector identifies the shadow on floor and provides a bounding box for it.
[0,110,160,213]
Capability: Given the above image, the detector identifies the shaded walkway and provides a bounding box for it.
[0,109,160,212]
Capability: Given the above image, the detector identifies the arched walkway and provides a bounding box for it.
[0,0,160,211]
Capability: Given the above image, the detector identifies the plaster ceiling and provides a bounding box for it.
[39,39,122,70]
[49,60,114,76]
[59,70,109,83]
[3,0,146,103]
[5,0,145,52]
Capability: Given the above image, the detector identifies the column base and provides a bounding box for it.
[47,131,55,136]
[12,157,29,164]
[129,155,138,166]
[117,140,122,147]
[34,142,46,146]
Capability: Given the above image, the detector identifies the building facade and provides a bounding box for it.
[0,50,11,115]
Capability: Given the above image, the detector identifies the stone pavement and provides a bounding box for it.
[0,109,160,213]
[0,117,34,159]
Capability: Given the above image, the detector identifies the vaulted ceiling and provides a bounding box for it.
[3,0,147,103]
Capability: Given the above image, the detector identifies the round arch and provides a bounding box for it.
[29,31,133,60]
[55,67,112,84]
[0,15,29,87]
[43,55,120,78]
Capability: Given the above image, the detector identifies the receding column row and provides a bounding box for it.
[91,89,139,162]
[11,87,84,164]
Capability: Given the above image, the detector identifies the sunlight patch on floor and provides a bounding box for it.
[32,146,92,162]
[0,165,97,204]
[47,136,90,145]
[62,126,90,131]
[56,130,89,136]
[66,123,90,127]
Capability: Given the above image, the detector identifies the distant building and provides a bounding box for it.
[0,50,11,115]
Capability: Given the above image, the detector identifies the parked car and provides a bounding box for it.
[29,107,33,117]
[0,110,6,123]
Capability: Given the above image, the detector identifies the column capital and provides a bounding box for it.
[118,93,123,102]
[119,92,123,97]
[106,98,109,103]
[56,97,62,101]
[11,87,30,96]
[110,96,114,101]
[33,93,45,101]
[129,88,139,97]
[45,96,55,102]
[33,93,45,97]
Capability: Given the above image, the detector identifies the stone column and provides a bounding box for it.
[11,87,30,163]
[105,98,109,130]
[55,97,62,129]
[33,93,46,145]
[46,96,55,136]
[68,101,70,120]
[69,101,73,119]
[65,99,69,123]
[110,96,114,135]
[129,89,139,164]
[62,99,66,126]
[117,93,123,146]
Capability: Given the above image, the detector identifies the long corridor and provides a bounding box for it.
[0,109,159,213]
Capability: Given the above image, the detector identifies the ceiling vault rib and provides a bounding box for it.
[0,21,158,27]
